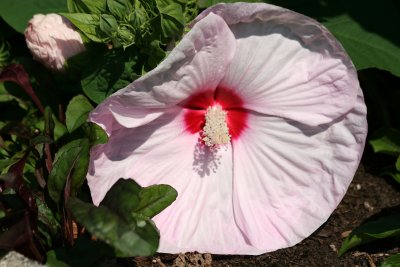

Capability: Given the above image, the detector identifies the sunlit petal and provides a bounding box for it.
[231,88,367,250]
[195,3,359,126]
[90,13,236,131]
[88,107,266,254]
[88,3,368,255]
[88,107,184,204]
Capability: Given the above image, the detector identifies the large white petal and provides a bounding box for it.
[87,107,267,254]
[231,89,367,251]
[135,140,259,254]
[87,107,184,204]
[195,3,359,126]
[90,13,236,131]
[88,91,366,254]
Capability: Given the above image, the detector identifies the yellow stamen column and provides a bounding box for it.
[202,105,231,147]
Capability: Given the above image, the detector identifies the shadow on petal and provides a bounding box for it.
[192,140,224,178]
[88,109,181,176]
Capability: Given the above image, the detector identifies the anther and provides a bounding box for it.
[202,105,231,147]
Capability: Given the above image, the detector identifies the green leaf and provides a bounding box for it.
[99,14,119,37]
[0,83,14,103]
[0,83,28,108]
[388,171,400,184]
[100,179,142,220]
[81,49,137,103]
[0,38,11,68]
[0,159,18,174]
[53,119,67,142]
[65,42,108,75]
[197,0,257,8]
[381,254,400,267]
[68,44,141,103]
[396,156,400,172]
[100,179,177,219]
[68,180,176,257]
[142,40,166,70]
[183,0,198,23]
[128,4,149,36]
[46,251,70,267]
[0,0,67,33]
[29,135,53,147]
[47,139,90,205]
[61,13,103,43]
[116,27,136,48]
[156,0,185,38]
[67,0,106,14]
[339,215,400,256]
[65,95,93,133]
[369,128,400,156]
[36,197,61,247]
[135,184,178,218]
[82,122,109,146]
[68,197,159,257]
[107,0,131,19]
[44,106,55,138]
[324,14,400,77]
[35,110,67,142]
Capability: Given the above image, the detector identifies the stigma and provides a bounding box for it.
[202,105,231,147]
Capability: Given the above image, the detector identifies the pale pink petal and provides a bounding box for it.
[88,107,265,254]
[87,107,183,204]
[132,139,261,254]
[88,2,368,255]
[90,13,236,130]
[89,89,366,254]
[231,88,367,251]
[195,3,358,126]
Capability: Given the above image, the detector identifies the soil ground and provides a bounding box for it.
[128,164,400,267]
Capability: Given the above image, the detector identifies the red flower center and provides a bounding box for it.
[182,87,248,140]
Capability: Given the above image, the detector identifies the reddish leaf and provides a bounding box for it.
[0,152,46,261]
[0,122,31,139]
[0,64,44,113]
[6,151,38,214]
[0,211,45,262]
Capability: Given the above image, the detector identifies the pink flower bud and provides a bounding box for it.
[24,14,86,71]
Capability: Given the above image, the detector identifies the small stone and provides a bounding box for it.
[329,244,337,252]
[356,184,361,190]
[204,253,212,267]
[364,201,374,212]
[0,251,44,267]
[341,230,352,238]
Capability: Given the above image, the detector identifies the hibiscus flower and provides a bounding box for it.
[87,3,367,254]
